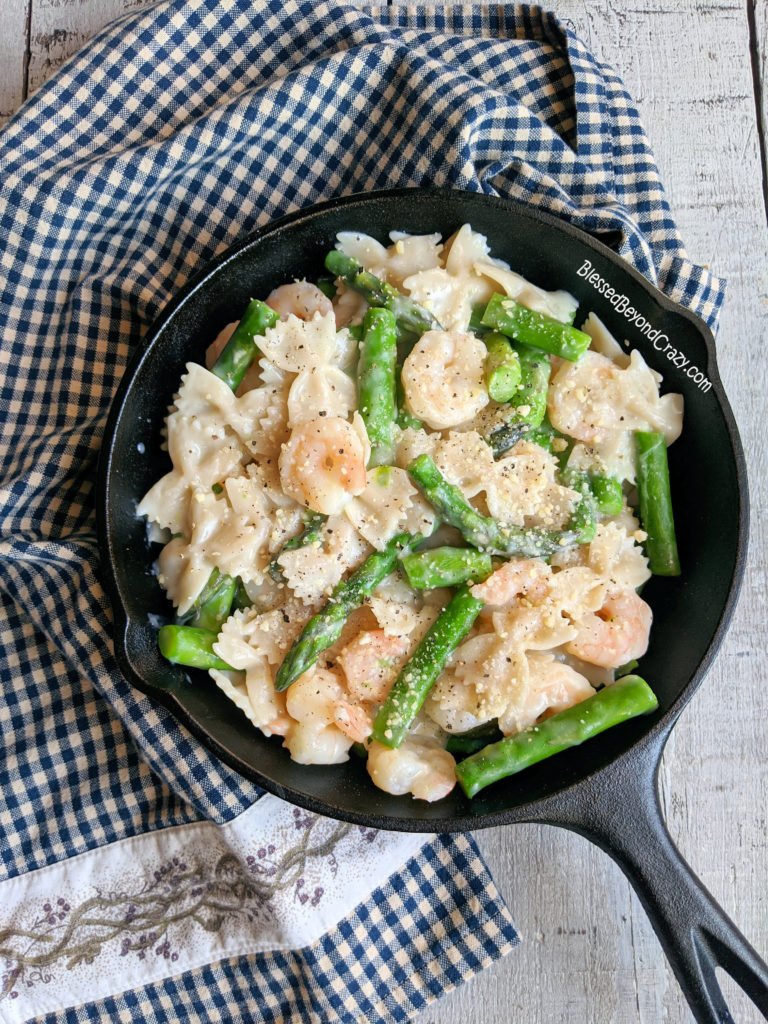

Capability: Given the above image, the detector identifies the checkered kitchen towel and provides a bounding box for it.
[0,2,725,1022]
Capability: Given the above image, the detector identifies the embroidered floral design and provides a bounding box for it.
[245,808,345,906]
[0,815,351,1002]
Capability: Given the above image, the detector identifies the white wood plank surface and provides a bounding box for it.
[26,0,137,97]
[1,3,766,1023]
[0,0,30,123]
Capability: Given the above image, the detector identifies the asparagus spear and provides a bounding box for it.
[231,577,253,613]
[407,454,575,558]
[176,568,236,631]
[556,463,624,530]
[588,473,623,515]
[455,675,659,797]
[371,586,485,748]
[400,546,493,590]
[481,293,591,362]
[635,431,681,576]
[468,302,489,336]
[483,332,522,402]
[316,276,337,299]
[561,471,598,544]
[358,307,398,467]
[559,466,624,518]
[158,625,234,671]
[485,341,551,457]
[487,419,559,460]
[274,532,419,691]
[445,720,504,756]
[324,249,440,341]
[211,298,279,391]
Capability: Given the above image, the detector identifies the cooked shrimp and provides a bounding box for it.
[366,735,457,802]
[265,281,334,321]
[470,558,551,608]
[279,415,368,515]
[548,351,631,443]
[565,585,652,669]
[401,330,489,430]
[336,629,412,703]
[333,700,374,742]
[283,666,354,765]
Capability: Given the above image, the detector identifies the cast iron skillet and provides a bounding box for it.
[97,188,766,1022]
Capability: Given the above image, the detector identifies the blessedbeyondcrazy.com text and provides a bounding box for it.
[577,259,711,392]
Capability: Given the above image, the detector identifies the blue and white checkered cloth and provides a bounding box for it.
[0,2,725,1021]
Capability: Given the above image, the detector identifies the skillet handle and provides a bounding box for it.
[533,730,768,1023]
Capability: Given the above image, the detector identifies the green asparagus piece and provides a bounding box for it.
[509,340,551,424]
[275,532,420,691]
[371,586,485,748]
[562,472,598,544]
[559,468,623,535]
[316,276,337,299]
[358,307,398,466]
[158,624,234,671]
[232,577,253,613]
[481,293,591,362]
[324,249,440,341]
[211,298,280,391]
[487,419,559,460]
[400,546,493,590]
[445,720,504,756]
[468,302,489,336]
[268,511,328,584]
[483,332,522,402]
[635,431,681,576]
[455,675,659,797]
[177,568,236,631]
[589,473,623,515]
[552,434,575,474]
[405,452,503,551]
[485,341,551,457]
[407,454,575,558]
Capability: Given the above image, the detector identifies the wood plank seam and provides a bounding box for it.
[21,0,32,103]
[747,0,768,227]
